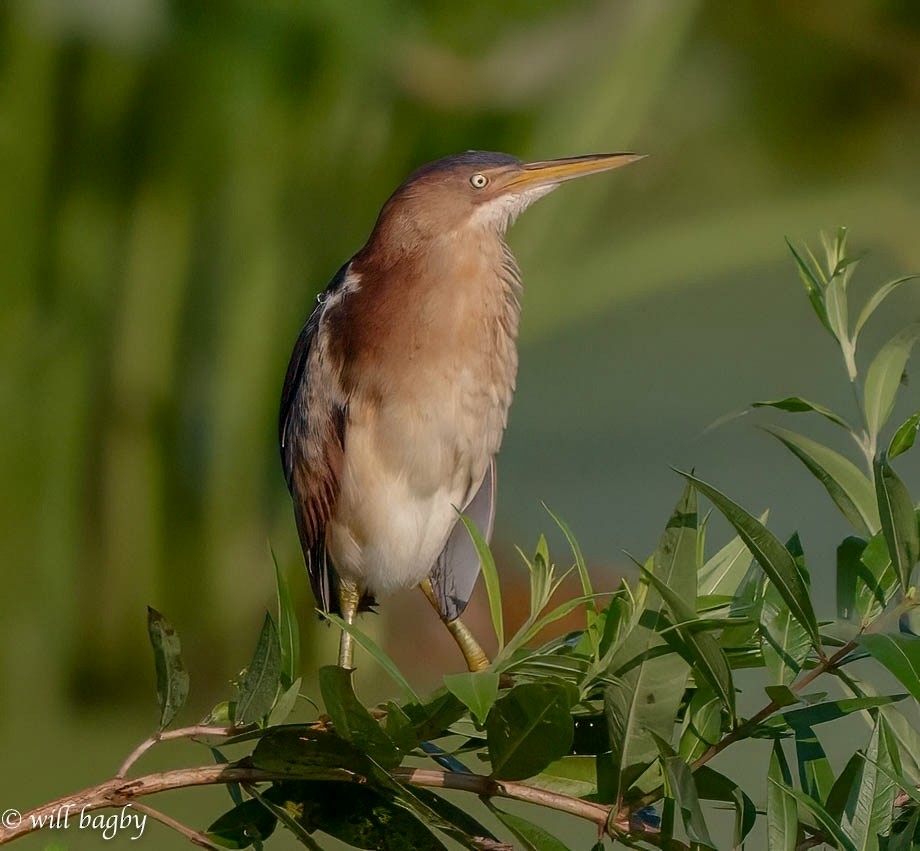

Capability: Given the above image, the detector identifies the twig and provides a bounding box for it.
[117,725,246,778]
[128,802,222,850]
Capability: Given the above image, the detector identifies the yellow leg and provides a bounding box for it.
[337,581,361,669]
[420,578,490,672]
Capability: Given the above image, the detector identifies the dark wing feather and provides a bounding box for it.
[428,458,496,621]
[279,263,350,614]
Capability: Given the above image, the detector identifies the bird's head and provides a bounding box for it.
[368,150,644,250]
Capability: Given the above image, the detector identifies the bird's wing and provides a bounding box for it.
[428,457,496,622]
[279,263,350,614]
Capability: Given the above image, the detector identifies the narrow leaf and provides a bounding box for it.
[271,547,300,689]
[679,471,819,644]
[773,780,859,851]
[545,505,597,653]
[664,756,715,847]
[762,426,879,535]
[853,275,920,340]
[234,613,282,726]
[694,765,756,846]
[323,613,419,703]
[486,802,568,851]
[753,396,852,429]
[642,566,735,721]
[794,724,835,804]
[698,516,764,597]
[786,237,833,335]
[460,514,504,653]
[857,633,920,702]
[873,454,919,592]
[767,742,798,851]
[889,411,920,459]
[864,325,920,439]
[841,719,897,851]
[146,607,189,731]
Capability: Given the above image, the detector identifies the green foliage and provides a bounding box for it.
[142,233,920,849]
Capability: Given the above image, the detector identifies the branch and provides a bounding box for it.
[0,761,616,846]
[117,724,247,778]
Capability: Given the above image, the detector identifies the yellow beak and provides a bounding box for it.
[506,152,645,191]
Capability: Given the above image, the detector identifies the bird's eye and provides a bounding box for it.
[469,173,488,189]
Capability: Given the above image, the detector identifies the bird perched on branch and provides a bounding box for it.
[279,150,642,672]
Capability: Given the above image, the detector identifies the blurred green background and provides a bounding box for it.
[3,0,920,847]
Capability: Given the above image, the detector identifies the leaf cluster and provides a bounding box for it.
[141,233,920,850]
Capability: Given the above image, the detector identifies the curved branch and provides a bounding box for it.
[0,762,616,846]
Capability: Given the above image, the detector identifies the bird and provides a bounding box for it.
[279,150,642,672]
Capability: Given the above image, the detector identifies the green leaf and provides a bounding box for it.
[654,481,699,603]
[761,534,813,686]
[146,606,189,731]
[207,799,277,849]
[318,665,401,768]
[324,612,419,704]
[641,566,735,721]
[773,780,859,851]
[529,755,598,798]
[837,536,865,620]
[837,674,920,787]
[679,470,820,644]
[753,396,852,429]
[679,689,722,763]
[486,682,573,780]
[762,426,880,536]
[267,677,301,726]
[605,654,687,804]
[694,765,756,846]
[786,237,833,336]
[889,411,920,459]
[827,753,864,822]
[233,613,282,726]
[459,514,504,653]
[383,702,418,756]
[853,275,920,341]
[767,742,798,851]
[841,719,898,851]
[854,531,901,624]
[604,485,697,802]
[663,756,715,847]
[857,634,920,702]
[486,802,569,851]
[247,783,323,851]
[775,695,908,730]
[794,724,835,804]
[443,670,500,726]
[410,788,504,850]
[698,518,763,597]
[278,780,447,850]
[864,325,920,439]
[271,547,300,689]
[765,685,801,708]
[545,504,598,655]
[250,725,372,776]
[873,454,919,592]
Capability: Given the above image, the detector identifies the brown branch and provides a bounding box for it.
[117,724,247,778]
[0,761,616,846]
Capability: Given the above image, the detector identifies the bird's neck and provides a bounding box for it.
[341,227,522,385]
